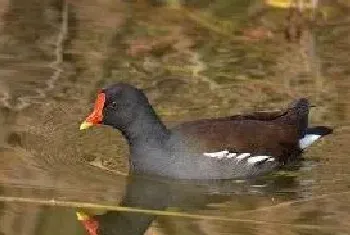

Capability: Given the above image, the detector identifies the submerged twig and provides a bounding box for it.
[0,192,349,231]
[230,190,350,217]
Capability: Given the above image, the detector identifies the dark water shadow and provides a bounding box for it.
[77,174,299,235]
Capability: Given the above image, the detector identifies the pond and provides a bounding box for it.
[0,0,349,234]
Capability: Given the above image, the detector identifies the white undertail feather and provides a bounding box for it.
[299,134,322,149]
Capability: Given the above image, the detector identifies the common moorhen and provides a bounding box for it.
[80,83,332,179]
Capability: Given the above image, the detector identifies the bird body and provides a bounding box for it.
[80,83,332,179]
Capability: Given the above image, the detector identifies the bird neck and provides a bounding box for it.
[120,108,170,146]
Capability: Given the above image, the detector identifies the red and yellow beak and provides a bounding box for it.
[76,211,91,221]
[76,211,100,235]
[80,92,106,130]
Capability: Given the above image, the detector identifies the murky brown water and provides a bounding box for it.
[0,0,350,234]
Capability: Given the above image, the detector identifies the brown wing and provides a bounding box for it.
[166,110,286,128]
[171,113,299,160]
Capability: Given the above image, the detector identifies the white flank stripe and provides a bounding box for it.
[226,152,237,158]
[203,151,229,159]
[247,156,269,164]
[299,134,322,149]
[203,151,275,165]
[236,153,251,160]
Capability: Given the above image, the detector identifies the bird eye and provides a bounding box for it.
[111,101,117,107]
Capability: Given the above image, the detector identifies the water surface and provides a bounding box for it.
[1,0,350,234]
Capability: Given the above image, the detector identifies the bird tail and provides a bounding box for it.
[285,98,333,149]
[299,126,333,149]
[286,98,310,138]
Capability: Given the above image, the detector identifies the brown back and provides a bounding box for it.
[171,110,299,158]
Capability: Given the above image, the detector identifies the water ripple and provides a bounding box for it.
[0,1,68,111]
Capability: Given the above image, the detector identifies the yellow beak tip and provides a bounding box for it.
[76,211,90,221]
[79,121,93,130]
